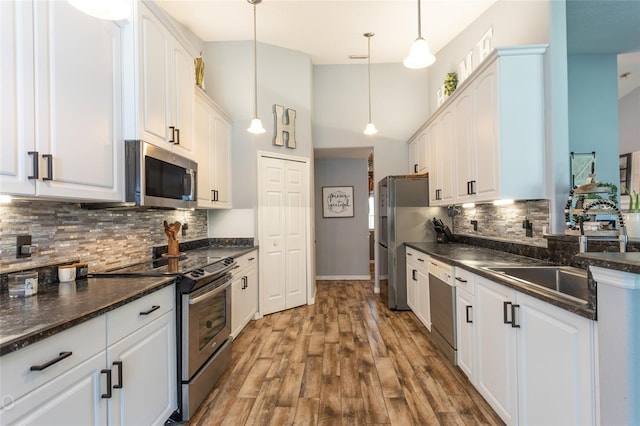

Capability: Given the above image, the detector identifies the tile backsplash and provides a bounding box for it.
[0,201,208,273]
[453,200,550,247]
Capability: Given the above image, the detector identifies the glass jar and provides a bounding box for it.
[8,271,38,297]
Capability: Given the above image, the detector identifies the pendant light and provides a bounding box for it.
[247,0,266,134]
[363,33,378,136]
[67,0,131,20]
[403,0,436,69]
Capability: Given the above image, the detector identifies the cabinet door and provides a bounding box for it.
[473,66,499,200]
[231,274,247,338]
[515,292,595,426]
[138,4,171,147]
[408,140,418,174]
[406,261,418,313]
[417,131,428,174]
[107,311,176,426]
[417,267,431,330]
[474,276,517,425]
[453,91,475,202]
[212,114,232,208]
[194,90,214,207]
[243,263,258,325]
[170,41,194,159]
[438,109,455,205]
[0,352,107,426]
[427,120,440,205]
[456,288,474,382]
[0,0,35,196]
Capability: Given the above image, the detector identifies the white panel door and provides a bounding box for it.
[456,288,475,382]
[474,66,499,200]
[261,157,287,314]
[170,42,194,159]
[259,155,308,315]
[284,162,307,308]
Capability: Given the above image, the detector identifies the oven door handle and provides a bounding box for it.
[188,280,231,305]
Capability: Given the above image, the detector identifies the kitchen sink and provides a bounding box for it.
[483,266,589,302]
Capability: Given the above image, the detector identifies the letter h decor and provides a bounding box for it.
[272,104,296,149]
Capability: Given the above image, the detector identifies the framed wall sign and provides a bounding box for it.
[322,186,354,218]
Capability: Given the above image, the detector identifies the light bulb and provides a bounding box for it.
[403,38,436,69]
[247,117,266,134]
[364,122,378,135]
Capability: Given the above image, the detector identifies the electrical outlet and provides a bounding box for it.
[17,235,33,258]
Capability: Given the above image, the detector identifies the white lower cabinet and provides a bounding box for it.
[0,286,176,426]
[231,250,259,338]
[473,275,596,426]
[405,248,430,330]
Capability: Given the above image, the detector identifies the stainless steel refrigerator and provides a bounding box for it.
[378,175,446,310]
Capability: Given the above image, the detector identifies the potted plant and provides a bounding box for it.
[626,190,640,238]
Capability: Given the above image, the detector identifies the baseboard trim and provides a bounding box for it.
[316,275,371,281]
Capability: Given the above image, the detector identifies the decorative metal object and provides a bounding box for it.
[194,52,205,88]
[273,104,297,148]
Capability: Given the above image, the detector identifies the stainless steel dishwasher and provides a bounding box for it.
[428,259,457,364]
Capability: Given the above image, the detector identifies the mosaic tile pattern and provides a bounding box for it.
[452,200,550,247]
[0,201,208,274]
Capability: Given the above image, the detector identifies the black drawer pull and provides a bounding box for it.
[169,126,175,143]
[30,351,72,371]
[113,361,123,389]
[248,257,255,261]
[28,151,39,179]
[503,301,512,325]
[101,369,112,399]
[466,305,473,323]
[412,269,417,281]
[175,128,180,145]
[139,305,160,316]
[455,276,468,283]
[42,154,53,181]
[511,304,521,328]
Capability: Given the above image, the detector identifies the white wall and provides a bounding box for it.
[619,87,640,155]
[203,41,313,236]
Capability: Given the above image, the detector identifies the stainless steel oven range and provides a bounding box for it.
[175,257,236,421]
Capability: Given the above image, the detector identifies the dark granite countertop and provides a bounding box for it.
[0,276,175,356]
[0,246,259,356]
[575,252,640,274]
[405,242,596,320]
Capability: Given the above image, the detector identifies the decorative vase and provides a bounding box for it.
[625,213,640,239]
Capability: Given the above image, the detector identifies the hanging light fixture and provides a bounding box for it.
[363,33,378,136]
[67,0,131,20]
[403,0,436,69]
[247,0,266,134]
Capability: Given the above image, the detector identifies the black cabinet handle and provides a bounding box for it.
[417,258,425,262]
[42,154,53,181]
[466,305,473,323]
[467,181,471,195]
[169,126,175,143]
[455,276,468,283]
[175,128,180,145]
[511,304,521,328]
[503,301,512,325]
[28,151,39,179]
[214,189,219,201]
[113,361,123,389]
[248,257,255,261]
[30,351,72,371]
[101,369,112,399]
[139,305,160,316]
[412,269,417,281]
[470,180,476,195]
[414,164,418,173]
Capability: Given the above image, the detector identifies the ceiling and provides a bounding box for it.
[156,0,498,65]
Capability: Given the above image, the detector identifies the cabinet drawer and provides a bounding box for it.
[233,250,258,275]
[453,267,475,294]
[406,247,428,271]
[0,315,106,404]
[107,285,174,346]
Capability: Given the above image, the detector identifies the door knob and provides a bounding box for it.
[274,241,279,246]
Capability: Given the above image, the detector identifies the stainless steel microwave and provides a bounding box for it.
[124,140,197,209]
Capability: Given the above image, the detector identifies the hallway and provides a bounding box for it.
[188,280,503,425]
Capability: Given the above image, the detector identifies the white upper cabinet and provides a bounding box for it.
[134,2,194,159]
[1,1,123,201]
[407,131,428,175]
[194,88,232,209]
[420,45,547,206]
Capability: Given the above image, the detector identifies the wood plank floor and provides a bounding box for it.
[188,279,504,425]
